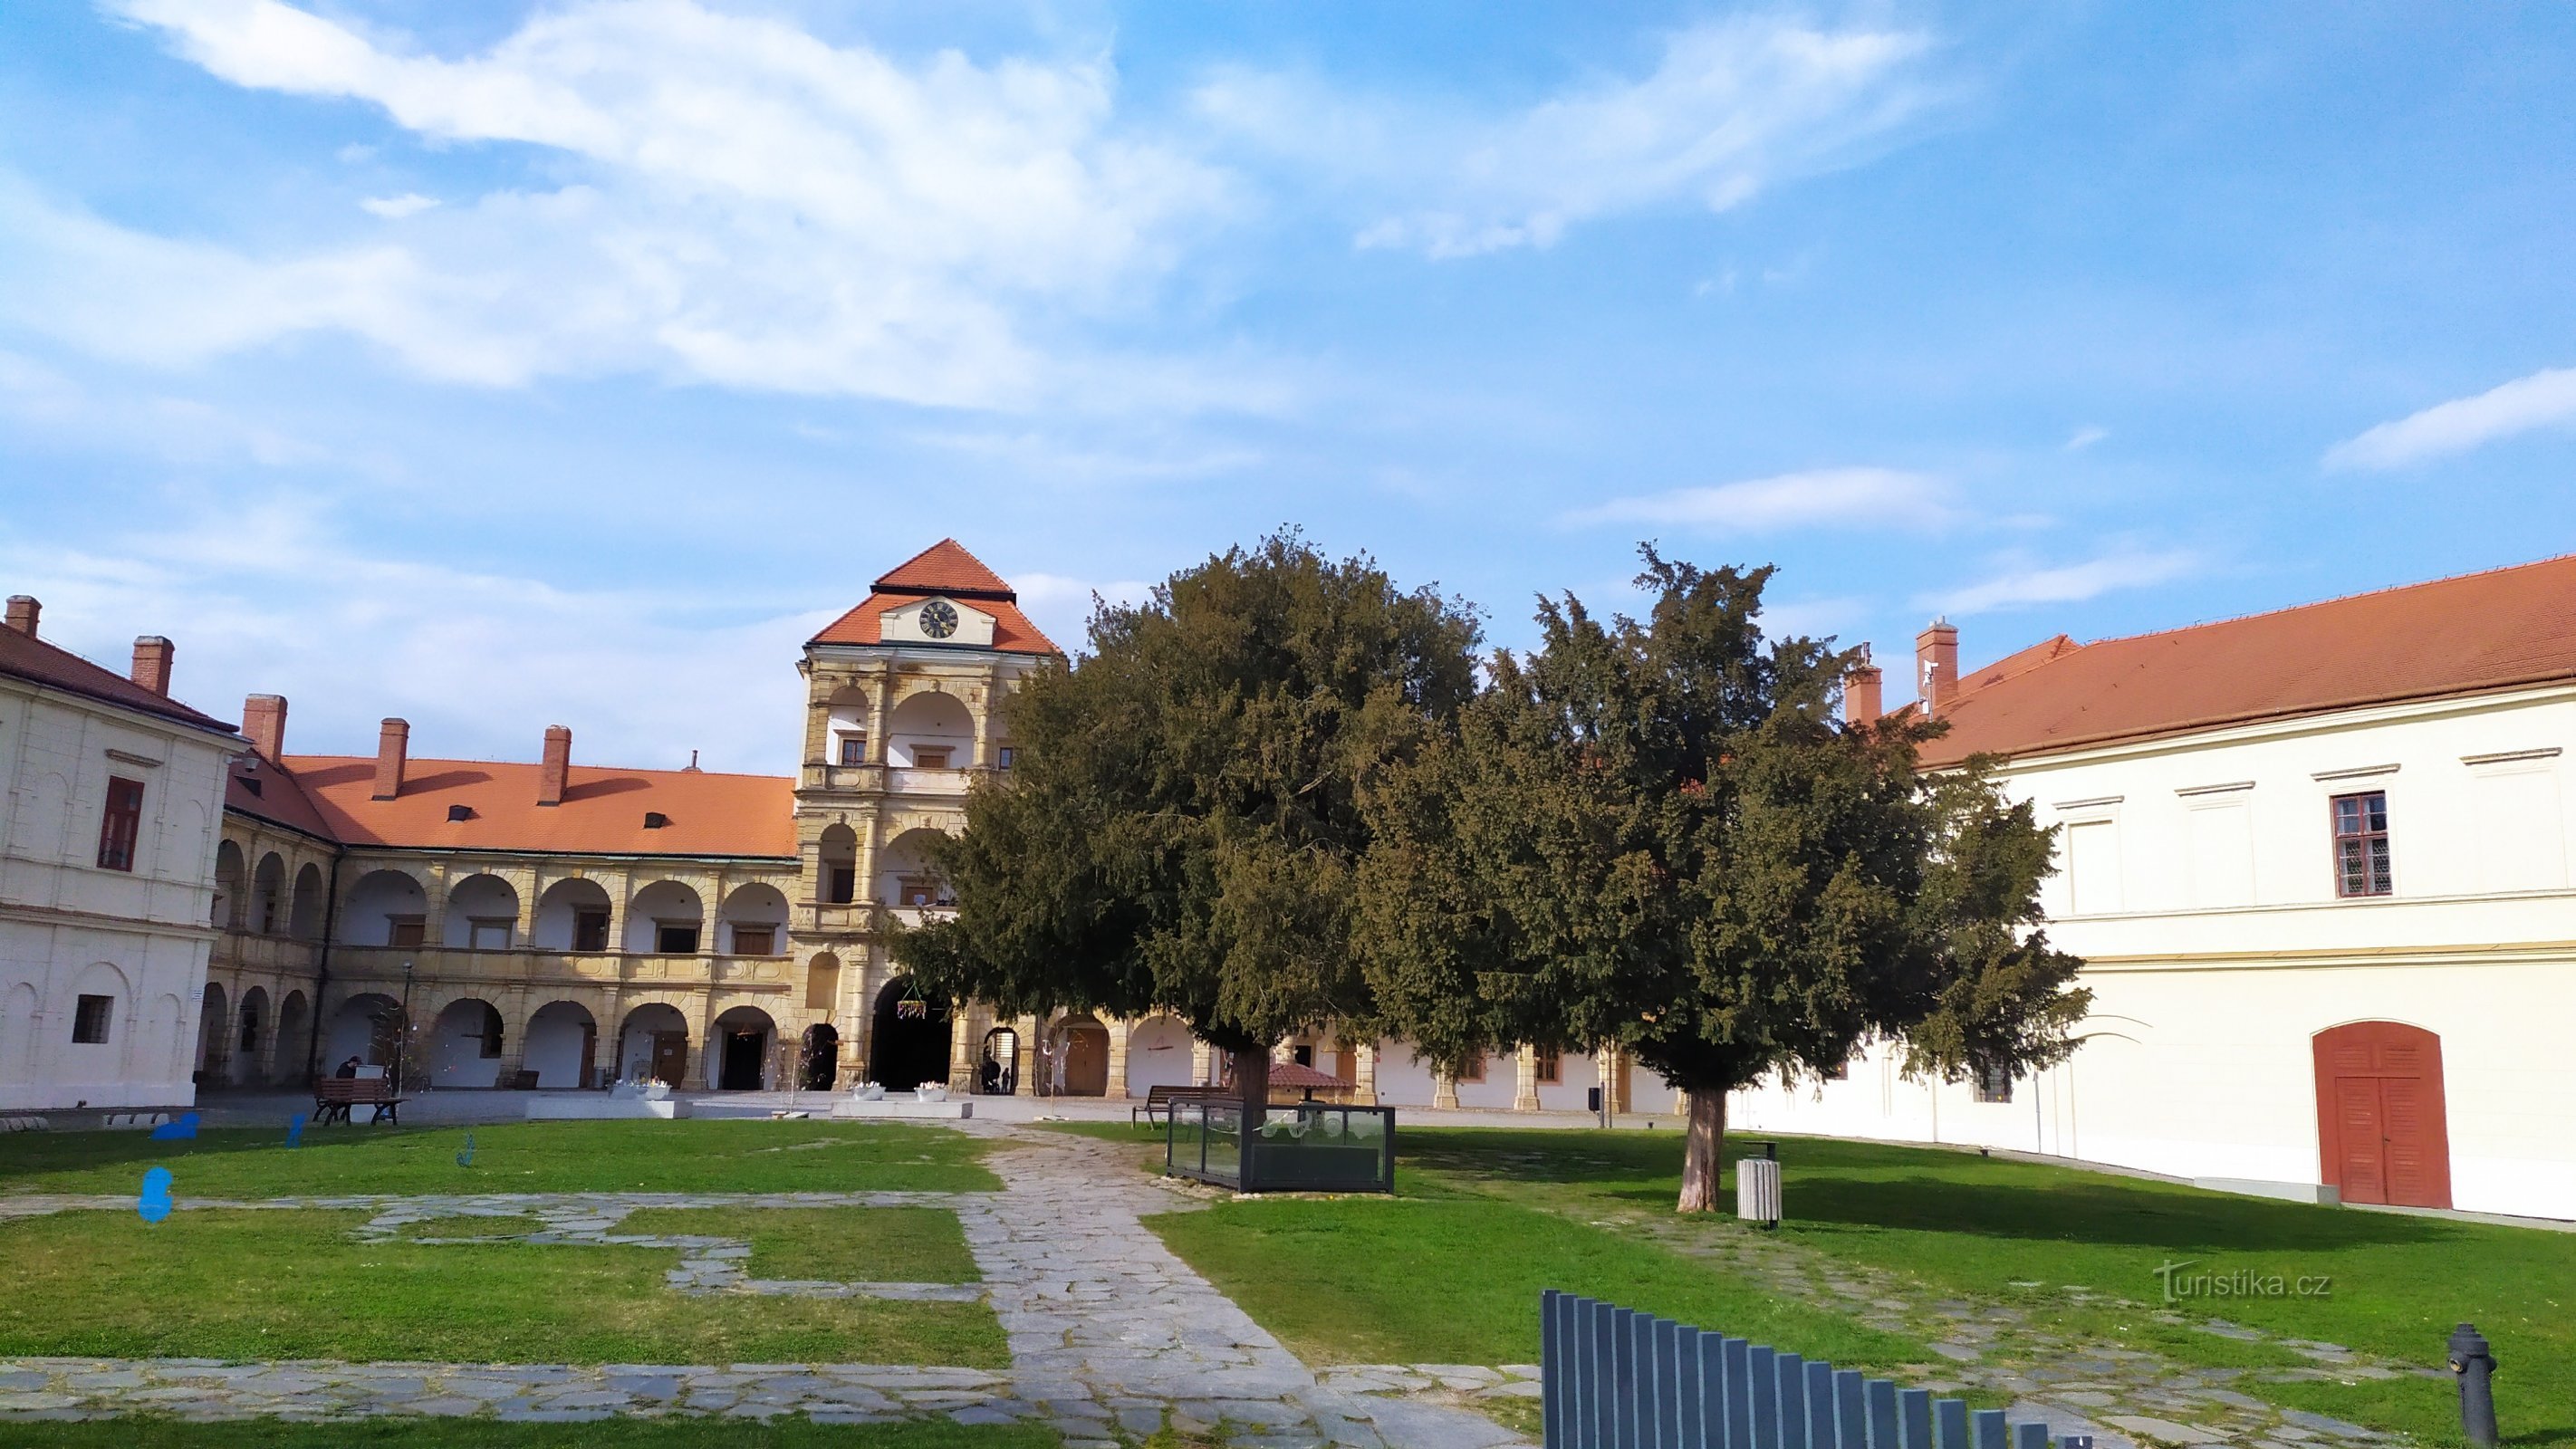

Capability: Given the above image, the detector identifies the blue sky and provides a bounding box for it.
[5,1,2575,772]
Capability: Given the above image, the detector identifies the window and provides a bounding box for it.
[72,994,113,1045]
[1292,1043,1315,1068]
[996,746,1015,770]
[1535,1047,1562,1084]
[1456,1053,1485,1084]
[825,866,857,905]
[467,919,512,950]
[733,924,777,955]
[96,777,144,871]
[572,908,610,952]
[910,746,953,769]
[387,915,426,949]
[2332,791,2393,897]
[655,921,702,954]
[1974,1063,2014,1104]
[839,734,867,766]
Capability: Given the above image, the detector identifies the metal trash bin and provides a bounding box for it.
[1737,1155,1783,1227]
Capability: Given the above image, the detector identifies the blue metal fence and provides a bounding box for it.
[1540,1291,2092,1449]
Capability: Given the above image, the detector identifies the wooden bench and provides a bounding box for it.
[313,1077,407,1126]
[1131,1083,1230,1125]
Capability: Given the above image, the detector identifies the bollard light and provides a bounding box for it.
[2447,1321,2499,1448]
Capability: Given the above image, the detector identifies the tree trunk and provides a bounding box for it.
[1235,1048,1270,1130]
[1677,1089,1726,1213]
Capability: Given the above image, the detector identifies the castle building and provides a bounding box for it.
[1,597,241,1112]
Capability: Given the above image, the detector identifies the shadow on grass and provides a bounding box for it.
[0,1125,414,1187]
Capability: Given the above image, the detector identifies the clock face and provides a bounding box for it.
[919,600,959,639]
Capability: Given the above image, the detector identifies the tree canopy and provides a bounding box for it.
[1354,548,2088,1209]
[893,533,1483,1112]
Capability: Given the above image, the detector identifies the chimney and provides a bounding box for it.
[538,724,572,807]
[373,718,409,800]
[1843,644,1883,725]
[242,695,288,761]
[130,636,174,696]
[1916,619,1959,715]
[4,596,35,637]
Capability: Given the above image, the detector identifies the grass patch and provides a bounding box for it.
[620,1207,981,1283]
[0,1417,1061,1448]
[0,1209,1004,1367]
[1401,1129,2576,1448]
[1149,1195,1921,1370]
[0,1120,998,1196]
[395,1212,546,1240]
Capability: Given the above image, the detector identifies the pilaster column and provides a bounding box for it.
[1105,1019,1131,1099]
[1190,1039,1216,1088]
[947,1004,976,1092]
[1014,1012,1040,1095]
[1514,1044,1542,1112]
[1432,1070,1459,1110]
[603,866,634,955]
[420,862,452,948]
[1355,1042,1379,1104]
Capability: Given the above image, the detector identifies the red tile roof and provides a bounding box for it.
[1923,553,2576,766]
[277,755,797,858]
[811,538,1062,656]
[226,756,341,842]
[0,625,235,735]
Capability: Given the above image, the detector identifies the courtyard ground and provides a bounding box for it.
[1048,1120,2565,1449]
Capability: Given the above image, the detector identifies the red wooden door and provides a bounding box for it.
[2312,1022,2451,1208]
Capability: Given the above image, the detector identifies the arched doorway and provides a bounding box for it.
[1050,1013,1110,1097]
[323,992,404,1078]
[233,986,271,1086]
[2313,1022,2451,1208]
[617,1003,691,1087]
[273,991,312,1086]
[1123,1016,1195,1098]
[978,1026,1020,1095]
[524,1001,599,1089]
[712,1005,775,1090]
[428,998,505,1088]
[870,978,950,1091]
[195,981,229,1084]
[803,1023,840,1090]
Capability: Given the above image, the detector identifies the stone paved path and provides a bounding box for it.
[0,1123,1530,1448]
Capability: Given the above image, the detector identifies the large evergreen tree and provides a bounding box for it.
[1356,548,2088,1211]
[895,533,1482,1118]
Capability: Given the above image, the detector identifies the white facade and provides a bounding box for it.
[0,672,237,1111]
[1730,681,2576,1221]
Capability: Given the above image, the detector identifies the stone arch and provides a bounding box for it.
[252,851,287,936]
[444,873,521,950]
[886,689,974,768]
[523,1000,600,1089]
[1048,1012,1110,1097]
[233,985,272,1087]
[323,992,404,1076]
[194,978,229,1080]
[533,877,614,950]
[870,977,951,1092]
[825,685,872,765]
[212,840,246,929]
[617,1001,693,1086]
[875,827,954,908]
[1124,1014,1197,1098]
[272,989,312,1085]
[818,822,860,904]
[342,868,428,945]
[717,883,789,955]
[802,1022,840,1090]
[803,951,842,1012]
[711,1004,777,1090]
[626,879,705,955]
[288,863,327,940]
[428,997,505,1088]
[977,1024,1021,1095]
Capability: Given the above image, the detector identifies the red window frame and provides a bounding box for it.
[96,776,144,871]
[2331,791,2393,898]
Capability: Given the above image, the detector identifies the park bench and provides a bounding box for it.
[312,1077,407,1126]
[1130,1083,1229,1124]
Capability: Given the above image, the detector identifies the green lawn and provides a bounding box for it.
[0,1209,1005,1367]
[0,1120,998,1196]
[0,1417,1059,1448]
[1399,1129,2575,1449]
[620,1207,983,1283]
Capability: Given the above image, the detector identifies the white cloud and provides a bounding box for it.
[1927,548,2198,616]
[2064,425,2108,451]
[9,0,1243,409]
[0,496,824,772]
[2323,365,2576,470]
[1566,466,1952,532]
[1203,16,1941,258]
[359,193,438,218]
[0,348,325,465]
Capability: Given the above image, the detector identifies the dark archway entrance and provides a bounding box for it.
[870,978,950,1092]
[2313,1021,2452,1208]
[803,1024,840,1090]
[979,1027,1020,1095]
[712,1006,774,1091]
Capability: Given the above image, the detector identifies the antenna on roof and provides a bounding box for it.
[685,749,701,773]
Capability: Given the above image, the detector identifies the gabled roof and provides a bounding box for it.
[226,755,341,842]
[1923,552,2576,766]
[810,538,1062,656]
[278,755,798,859]
[0,625,235,735]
